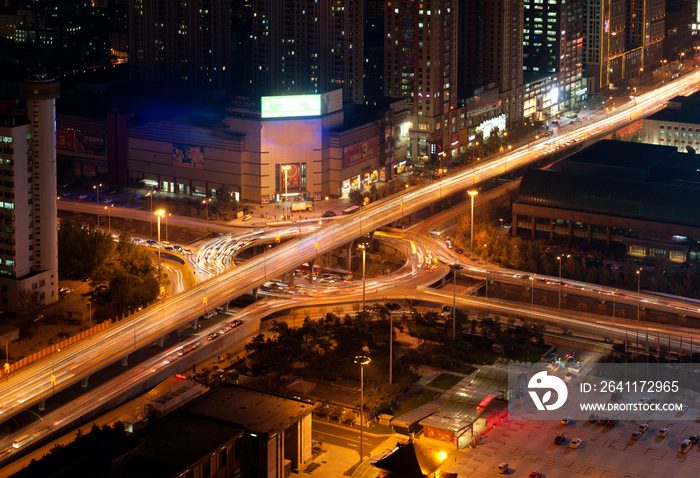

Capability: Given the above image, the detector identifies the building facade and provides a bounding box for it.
[583,0,664,91]
[249,0,364,105]
[129,0,232,91]
[0,76,62,312]
[640,93,700,151]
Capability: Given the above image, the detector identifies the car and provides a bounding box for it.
[385,303,402,311]
[588,414,599,423]
[528,473,542,478]
[690,435,699,444]
[638,424,649,433]
[680,439,692,453]
[322,211,337,217]
[59,287,73,295]
[561,417,573,425]
[219,326,232,334]
[230,319,243,327]
[562,329,573,335]
[631,431,643,440]
[553,434,567,445]
[564,372,575,381]
[242,214,253,222]
[455,248,463,254]
[607,418,619,427]
[611,391,623,402]
[679,405,689,413]
[570,438,582,449]
[184,248,193,254]
[598,416,609,425]
[32,315,44,323]
[164,246,174,251]
[173,245,183,252]
[78,194,88,200]
[207,333,219,340]
[565,352,578,359]
[570,364,583,373]
[658,428,669,437]
[638,397,650,405]
[160,241,171,247]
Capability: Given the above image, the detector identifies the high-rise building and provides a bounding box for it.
[0,75,61,312]
[129,0,232,91]
[522,0,584,116]
[249,0,363,105]
[583,0,664,91]
[458,0,523,100]
[383,0,458,161]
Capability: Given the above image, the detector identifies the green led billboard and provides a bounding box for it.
[261,95,322,118]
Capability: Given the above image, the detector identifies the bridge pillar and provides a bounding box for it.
[308,258,316,284]
[252,287,258,301]
[121,356,128,367]
[287,270,294,283]
[429,204,435,213]
[549,220,554,242]
[346,240,355,271]
[223,301,229,311]
[253,245,258,256]
[38,400,45,411]
[327,251,332,267]
[447,196,453,205]
[81,377,89,388]
[158,336,165,347]
[191,318,198,329]
[368,231,375,250]
[410,212,417,223]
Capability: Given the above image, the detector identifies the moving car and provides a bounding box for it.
[570,438,582,449]
[564,372,575,381]
[658,428,669,437]
[59,287,73,295]
[553,434,567,445]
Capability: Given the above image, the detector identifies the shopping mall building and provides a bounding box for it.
[55,86,409,203]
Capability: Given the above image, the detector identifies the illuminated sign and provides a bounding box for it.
[550,87,560,104]
[604,19,609,33]
[343,137,379,168]
[261,95,322,118]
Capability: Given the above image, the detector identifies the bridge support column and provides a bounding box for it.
[308,258,316,284]
[549,220,554,242]
[121,356,128,367]
[447,196,453,205]
[287,270,294,283]
[38,400,45,411]
[253,245,258,256]
[587,223,592,246]
[191,319,198,329]
[346,240,355,271]
[327,251,332,268]
[368,231,375,250]
[81,377,89,388]
[531,216,536,239]
[410,212,417,223]
[429,204,435,213]
[252,287,258,301]
[567,221,573,244]
[158,336,165,347]
[223,302,229,311]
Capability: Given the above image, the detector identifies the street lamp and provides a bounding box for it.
[636,268,642,321]
[354,355,371,463]
[93,183,102,226]
[471,142,479,163]
[358,242,368,310]
[282,165,291,220]
[104,205,113,234]
[146,191,154,237]
[531,276,535,307]
[468,190,478,256]
[165,213,171,243]
[401,183,409,219]
[202,198,211,220]
[155,209,165,286]
[323,196,329,213]
[557,255,569,309]
[449,264,463,340]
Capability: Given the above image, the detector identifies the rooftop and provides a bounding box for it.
[518,168,700,228]
[372,440,446,477]
[184,384,315,436]
[646,104,700,125]
[564,140,676,170]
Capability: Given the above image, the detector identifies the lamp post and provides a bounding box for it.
[531,276,535,307]
[104,205,111,234]
[155,209,165,286]
[358,242,368,310]
[282,165,291,220]
[323,196,329,213]
[354,355,371,463]
[146,191,154,237]
[449,264,463,340]
[504,145,512,174]
[468,190,478,256]
[202,198,212,220]
[557,255,569,309]
[401,183,409,219]
[636,268,642,321]
[93,183,102,226]
[612,291,616,325]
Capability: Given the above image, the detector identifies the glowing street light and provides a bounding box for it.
[155,209,165,286]
[557,255,570,309]
[93,183,102,225]
[358,242,368,310]
[282,165,291,220]
[468,190,478,256]
[354,355,371,463]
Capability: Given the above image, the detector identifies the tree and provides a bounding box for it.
[349,189,364,207]
[74,429,84,441]
[18,290,41,317]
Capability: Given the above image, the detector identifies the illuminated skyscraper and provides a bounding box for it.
[250,0,363,105]
[129,0,232,90]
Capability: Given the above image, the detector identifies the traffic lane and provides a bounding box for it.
[312,421,387,452]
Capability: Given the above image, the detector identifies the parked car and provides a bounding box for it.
[588,414,599,423]
[242,214,253,222]
[690,435,699,444]
[597,416,609,425]
[553,435,567,445]
[638,424,649,433]
[658,428,669,437]
[570,438,582,449]
[631,431,642,440]
[607,418,619,427]
[322,211,337,217]
[528,473,542,478]
[610,391,623,402]
[561,417,573,425]
[32,315,44,323]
